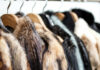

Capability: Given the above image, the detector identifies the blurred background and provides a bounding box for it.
[51,0,100,1]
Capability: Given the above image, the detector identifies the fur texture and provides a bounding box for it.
[0,36,12,70]
[62,12,75,32]
[72,9,100,33]
[33,15,68,70]
[14,16,43,70]
[89,27,100,70]
[39,14,64,43]
[74,18,100,70]
[1,30,30,70]
[63,37,79,70]
[72,9,94,26]
[41,32,67,70]
[40,13,92,70]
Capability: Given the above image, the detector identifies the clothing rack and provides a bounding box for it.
[0,0,100,70]
[0,0,100,23]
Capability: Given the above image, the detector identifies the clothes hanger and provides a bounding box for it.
[55,0,78,22]
[54,0,75,32]
[52,0,76,32]
[27,0,63,43]
[15,0,25,18]
[27,0,41,23]
[1,0,18,32]
[54,0,65,21]
[27,0,51,32]
[42,0,47,13]
[0,18,9,33]
[39,1,64,43]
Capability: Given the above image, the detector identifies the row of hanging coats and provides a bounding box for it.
[0,8,100,70]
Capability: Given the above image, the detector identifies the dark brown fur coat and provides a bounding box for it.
[13,17,44,70]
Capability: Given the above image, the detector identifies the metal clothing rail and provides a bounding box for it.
[0,0,100,23]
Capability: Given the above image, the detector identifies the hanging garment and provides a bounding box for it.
[0,30,30,70]
[40,13,85,70]
[13,16,43,70]
[52,25,92,70]
[54,12,92,70]
[62,12,75,32]
[74,18,100,70]
[41,32,68,70]
[72,9,100,33]
[87,24,100,70]
[40,12,92,70]
[46,11,75,32]
[0,34,12,70]
[72,9,94,26]
[91,22,100,33]
[0,19,12,70]
[31,14,68,70]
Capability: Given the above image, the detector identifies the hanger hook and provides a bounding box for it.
[32,0,36,13]
[42,0,48,13]
[7,0,11,14]
[19,0,24,12]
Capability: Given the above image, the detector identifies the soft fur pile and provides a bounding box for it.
[0,35,12,70]
[72,9,94,26]
[14,16,43,70]
[0,30,30,70]
[74,18,100,70]
[39,13,91,70]
[33,15,68,70]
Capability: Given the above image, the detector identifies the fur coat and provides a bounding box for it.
[74,18,100,70]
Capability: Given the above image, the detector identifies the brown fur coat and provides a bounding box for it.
[13,17,44,70]
[33,15,68,70]
[0,30,30,70]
